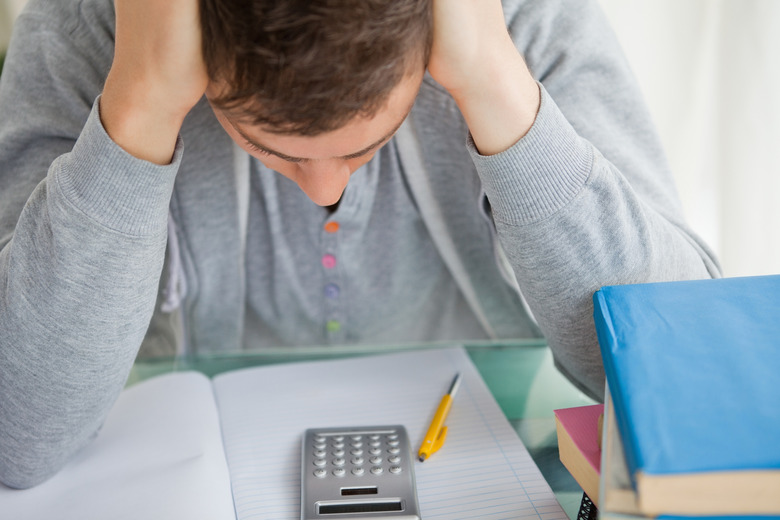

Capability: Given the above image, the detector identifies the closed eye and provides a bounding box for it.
[244,139,305,163]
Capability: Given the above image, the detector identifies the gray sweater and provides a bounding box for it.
[0,0,720,489]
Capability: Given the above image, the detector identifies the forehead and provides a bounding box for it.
[210,71,424,161]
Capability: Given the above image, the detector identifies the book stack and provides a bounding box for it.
[593,275,780,519]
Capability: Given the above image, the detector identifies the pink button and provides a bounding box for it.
[322,254,337,269]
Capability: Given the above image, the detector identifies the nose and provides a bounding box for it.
[294,160,352,207]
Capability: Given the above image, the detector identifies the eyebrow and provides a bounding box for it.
[228,109,411,164]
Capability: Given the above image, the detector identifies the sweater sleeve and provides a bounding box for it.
[0,2,181,488]
[469,0,721,400]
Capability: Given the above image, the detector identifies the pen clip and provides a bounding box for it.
[431,425,448,454]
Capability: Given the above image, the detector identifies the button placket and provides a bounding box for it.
[322,218,344,342]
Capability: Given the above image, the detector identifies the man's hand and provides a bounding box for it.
[101,0,209,165]
[427,0,540,156]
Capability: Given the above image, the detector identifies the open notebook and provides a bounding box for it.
[1,347,566,520]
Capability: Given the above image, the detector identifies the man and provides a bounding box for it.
[0,0,719,488]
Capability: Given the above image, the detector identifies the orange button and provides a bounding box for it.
[324,221,340,233]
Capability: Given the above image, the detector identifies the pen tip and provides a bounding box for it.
[418,454,426,462]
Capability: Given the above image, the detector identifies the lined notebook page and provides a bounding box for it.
[213,347,566,520]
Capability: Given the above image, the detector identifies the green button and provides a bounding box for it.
[326,320,341,333]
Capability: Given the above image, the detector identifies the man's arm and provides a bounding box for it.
[428,0,720,399]
[427,0,540,155]
[101,0,208,164]
[0,0,201,488]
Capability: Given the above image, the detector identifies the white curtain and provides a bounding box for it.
[0,0,24,50]
[2,0,779,276]
[599,0,780,276]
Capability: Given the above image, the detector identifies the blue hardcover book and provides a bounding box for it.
[593,275,780,516]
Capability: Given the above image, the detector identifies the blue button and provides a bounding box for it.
[324,283,340,299]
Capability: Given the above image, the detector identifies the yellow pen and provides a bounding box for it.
[418,373,462,462]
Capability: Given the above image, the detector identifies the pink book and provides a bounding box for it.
[554,403,604,503]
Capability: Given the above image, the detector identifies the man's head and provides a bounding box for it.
[200,0,433,206]
[200,0,433,136]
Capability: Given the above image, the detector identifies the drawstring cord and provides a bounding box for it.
[161,214,187,313]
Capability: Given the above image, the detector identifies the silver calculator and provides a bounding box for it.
[301,425,421,520]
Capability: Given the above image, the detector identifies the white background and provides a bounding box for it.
[2,0,778,276]
[599,0,780,277]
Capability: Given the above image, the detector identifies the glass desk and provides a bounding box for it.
[129,340,596,519]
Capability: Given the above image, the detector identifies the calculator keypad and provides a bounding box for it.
[309,429,408,478]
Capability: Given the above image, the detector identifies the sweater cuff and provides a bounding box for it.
[468,83,593,225]
[52,96,182,236]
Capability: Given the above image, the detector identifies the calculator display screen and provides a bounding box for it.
[318,500,403,514]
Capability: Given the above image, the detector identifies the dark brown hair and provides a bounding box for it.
[200,0,433,135]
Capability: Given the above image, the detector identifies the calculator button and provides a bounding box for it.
[369,440,381,447]
[369,456,382,464]
[314,442,326,450]
[369,434,380,440]
[333,458,345,467]
[332,449,345,457]
[388,455,400,464]
[370,466,383,475]
[352,467,365,476]
[386,434,398,440]
[332,441,345,449]
[313,458,327,467]
[333,436,344,442]
[314,468,327,478]
[387,447,400,454]
[351,457,364,465]
[351,435,362,441]
[351,441,363,448]
[314,436,326,443]
[314,450,326,458]
[369,447,381,455]
[350,448,363,456]
[333,468,346,477]
[389,465,402,474]
[387,440,399,447]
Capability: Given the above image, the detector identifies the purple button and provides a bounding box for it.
[322,254,337,269]
[324,283,340,299]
